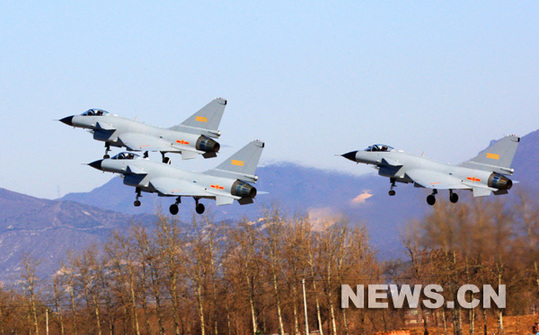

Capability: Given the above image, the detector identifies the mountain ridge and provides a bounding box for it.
[0,188,157,282]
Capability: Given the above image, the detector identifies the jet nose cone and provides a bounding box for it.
[88,160,103,170]
[60,116,74,126]
[341,151,358,161]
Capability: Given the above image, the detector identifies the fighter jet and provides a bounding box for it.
[60,98,226,163]
[88,140,265,215]
[341,135,520,205]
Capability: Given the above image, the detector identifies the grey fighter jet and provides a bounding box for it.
[341,135,520,205]
[60,98,226,162]
[88,140,265,215]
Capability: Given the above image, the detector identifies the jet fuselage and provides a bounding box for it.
[357,150,492,183]
[66,114,219,152]
[345,149,512,194]
[91,156,255,200]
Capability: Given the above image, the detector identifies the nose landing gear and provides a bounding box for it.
[104,143,111,159]
[134,188,142,207]
[388,178,396,196]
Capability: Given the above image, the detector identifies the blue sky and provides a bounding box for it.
[1,1,538,199]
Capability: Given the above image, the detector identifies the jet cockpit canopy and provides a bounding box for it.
[111,152,139,160]
[364,144,394,152]
[81,109,110,116]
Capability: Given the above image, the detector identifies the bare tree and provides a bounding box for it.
[225,218,264,334]
[51,271,66,335]
[133,223,167,334]
[154,214,186,335]
[262,209,286,335]
[514,192,539,294]
[105,232,141,335]
[72,244,105,335]
[21,253,41,335]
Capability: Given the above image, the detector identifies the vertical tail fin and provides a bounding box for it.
[204,140,265,183]
[459,135,520,175]
[169,98,227,138]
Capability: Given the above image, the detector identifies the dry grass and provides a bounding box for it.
[398,314,538,335]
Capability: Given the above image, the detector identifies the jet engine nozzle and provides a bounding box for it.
[196,136,220,154]
[342,151,358,162]
[488,173,512,190]
[231,180,257,198]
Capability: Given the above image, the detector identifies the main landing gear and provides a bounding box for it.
[426,190,437,206]
[104,143,111,159]
[134,188,142,207]
[169,197,206,215]
[169,197,181,215]
[195,198,205,215]
[388,178,396,196]
[161,152,171,164]
[142,151,168,162]
[449,190,459,203]
[425,190,459,206]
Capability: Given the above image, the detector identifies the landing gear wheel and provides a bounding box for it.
[450,192,459,203]
[195,203,205,215]
[103,154,110,159]
[426,195,436,206]
[169,204,179,215]
[134,200,141,207]
[388,190,396,196]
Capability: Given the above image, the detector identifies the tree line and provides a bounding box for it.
[394,193,538,334]
[0,193,537,335]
